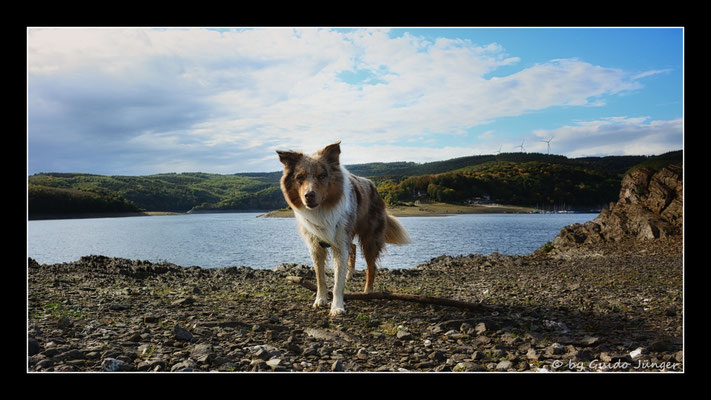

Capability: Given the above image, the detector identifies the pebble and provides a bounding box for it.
[331,359,344,372]
[630,347,646,360]
[102,358,130,372]
[396,329,413,340]
[171,359,197,372]
[174,326,193,341]
[495,360,513,371]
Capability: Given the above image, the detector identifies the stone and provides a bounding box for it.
[495,360,513,371]
[29,338,41,356]
[356,348,368,360]
[454,362,484,372]
[171,297,196,307]
[102,357,132,372]
[431,319,474,334]
[191,343,216,363]
[526,348,539,361]
[649,340,675,352]
[171,359,197,372]
[254,348,272,361]
[630,347,646,360]
[429,351,446,362]
[546,343,565,356]
[396,329,413,340]
[137,358,166,371]
[126,332,142,342]
[143,315,160,323]
[331,359,344,372]
[249,359,268,372]
[57,316,73,329]
[174,326,193,341]
[305,327,354,344]
[460,322,475,335]
[571,349,592,362]
[266,358,287,371]
[444,330,469,340]
[56,349,85,361]
[580,336,600,347]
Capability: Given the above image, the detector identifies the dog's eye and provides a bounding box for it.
[318,173,327,180]
[296,174,306,181]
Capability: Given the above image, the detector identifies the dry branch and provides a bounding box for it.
[285,275,491,312]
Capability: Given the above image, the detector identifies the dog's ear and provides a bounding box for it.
[276,150,302,167]
[319,141,341,165]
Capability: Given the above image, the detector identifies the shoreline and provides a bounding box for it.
[258,203,541,218]
[28,203,542,221]
[28,211,183,221]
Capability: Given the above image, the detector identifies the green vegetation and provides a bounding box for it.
[377,159,623,209]
[27,150,682,218]
[373,151,682,210]
[624,150,683,174]
[28,172,282,216]
[28,183,141,216]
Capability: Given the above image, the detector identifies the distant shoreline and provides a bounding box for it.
[257,202,540,218]
[28,211,182,221]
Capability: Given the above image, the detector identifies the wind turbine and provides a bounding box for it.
[516,139,525,153]
[541,137,553,155]
[495,144,502,154]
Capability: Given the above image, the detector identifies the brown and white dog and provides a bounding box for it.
[277,141,410,316]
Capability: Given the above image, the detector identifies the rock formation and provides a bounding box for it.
[553,164,682,247]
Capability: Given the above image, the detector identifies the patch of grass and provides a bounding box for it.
[33,301,89,320]
[540,241,555,253]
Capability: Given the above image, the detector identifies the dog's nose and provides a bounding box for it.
[305,191,317,204]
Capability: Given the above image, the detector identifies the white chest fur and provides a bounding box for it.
[293,165,354,246]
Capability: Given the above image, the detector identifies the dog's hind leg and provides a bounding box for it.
[362,239,383,294]
[346,242,356,281]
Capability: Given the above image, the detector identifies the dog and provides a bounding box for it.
[277,141,411,316]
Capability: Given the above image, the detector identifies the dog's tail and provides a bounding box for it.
[384,213,411,245]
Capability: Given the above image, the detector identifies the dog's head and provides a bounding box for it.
[277,141,343,210]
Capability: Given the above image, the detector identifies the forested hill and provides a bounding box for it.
[28,150,682,217]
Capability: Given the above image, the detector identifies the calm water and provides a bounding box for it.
[27,213,596,270]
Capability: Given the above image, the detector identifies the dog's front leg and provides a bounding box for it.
[307,236,330,309]
[330,241,349,317]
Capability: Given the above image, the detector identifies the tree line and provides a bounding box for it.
[27,150,682,217]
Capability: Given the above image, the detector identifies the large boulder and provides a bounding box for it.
[552,164,682,248]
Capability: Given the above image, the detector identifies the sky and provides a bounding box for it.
[27,27,684,176]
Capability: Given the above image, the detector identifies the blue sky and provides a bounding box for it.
[27,27,683,175]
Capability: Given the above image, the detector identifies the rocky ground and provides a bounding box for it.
[27,235,682,373]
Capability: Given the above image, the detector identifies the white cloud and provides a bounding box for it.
[530,117,683,156]
[339,143,480,165]
[631,69,673,80]
[27,27,672,174]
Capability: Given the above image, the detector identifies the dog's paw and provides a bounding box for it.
[346,269,354,281]
[329,306,346,317]
[312,296,329,309]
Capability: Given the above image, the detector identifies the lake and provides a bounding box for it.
[27,213,596,270]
